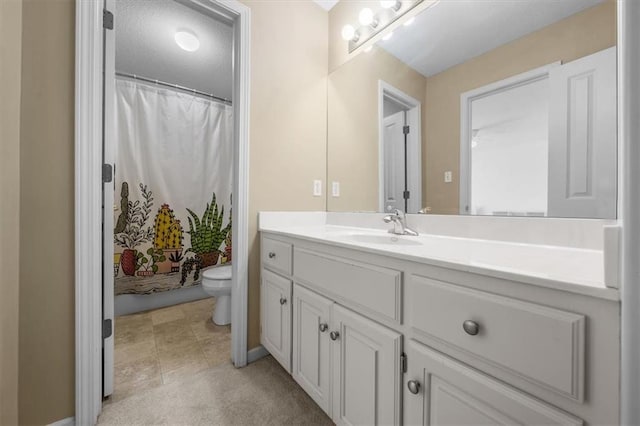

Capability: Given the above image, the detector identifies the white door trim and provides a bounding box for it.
[458,61,560,215]
[74,0,250,424]
[619,1,640,424]
[378,80,422,213]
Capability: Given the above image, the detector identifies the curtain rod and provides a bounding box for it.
[115,72,232,105]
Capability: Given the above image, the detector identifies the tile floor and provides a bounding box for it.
[108,297,231,404]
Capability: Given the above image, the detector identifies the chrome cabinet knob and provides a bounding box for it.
[268,252,276,259]
[279,297,287,305]
[407,380,421,395]
[330,331,340,341]
[319,323,328,333]
[463,320,480,336]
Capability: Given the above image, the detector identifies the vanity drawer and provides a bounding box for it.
[294,248,402,324]
[262,237,293,276]
[407,275,585,402]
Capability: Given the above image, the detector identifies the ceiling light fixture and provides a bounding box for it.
[174,30,200,52]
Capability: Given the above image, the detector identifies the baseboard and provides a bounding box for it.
[247,345,269,363]
[48,417,75,426]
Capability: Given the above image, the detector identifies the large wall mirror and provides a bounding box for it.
[327,0,617,219]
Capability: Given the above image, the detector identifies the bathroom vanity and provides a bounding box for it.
[259,213,619,425]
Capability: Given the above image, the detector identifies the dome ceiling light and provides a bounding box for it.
[174,30,200,52]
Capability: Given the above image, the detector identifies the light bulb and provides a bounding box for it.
[403,16,415,26]
[380,0,401,11]
[174,30,200,52]
[341,24,356,41]
[382,31,394,41]
[359,8,374,26]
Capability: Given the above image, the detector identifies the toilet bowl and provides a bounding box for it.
[201,265,232,325]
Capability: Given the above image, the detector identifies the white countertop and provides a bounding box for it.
[259,223,619,301]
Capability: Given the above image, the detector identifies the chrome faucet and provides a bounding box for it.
[383,208,419,236]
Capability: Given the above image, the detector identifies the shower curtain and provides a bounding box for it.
[113,79,233,295]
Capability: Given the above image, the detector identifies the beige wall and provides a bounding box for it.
[327,47,425,211]
[18,0,76,424]
[244,0,328,348]
[424,1,617,214]
[10,1,327,423]
[0,0,22,424]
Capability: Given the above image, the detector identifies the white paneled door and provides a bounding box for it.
[547,47,617,218]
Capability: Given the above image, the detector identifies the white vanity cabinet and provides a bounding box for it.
[292,283,402,425]
[259,231,620,426]
[403,340,582,426]
[260,269,292,371]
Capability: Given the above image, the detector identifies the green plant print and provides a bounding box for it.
[135,247,166,273]
[185,192,231,256]
[114,183,154,250]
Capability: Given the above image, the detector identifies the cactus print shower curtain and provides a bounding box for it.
[113,78,233,295]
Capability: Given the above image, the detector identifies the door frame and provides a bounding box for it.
[378,80,422,213]
[74,0,250,424]
[458,61,559,215]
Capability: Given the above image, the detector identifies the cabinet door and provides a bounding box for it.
[261,269,292,372]
[404,340,582,426]
[331,304,402,426]
[292,284,333,414]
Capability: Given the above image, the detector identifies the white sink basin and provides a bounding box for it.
[344,233,423,246]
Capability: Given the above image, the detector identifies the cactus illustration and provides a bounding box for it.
[114,182,129,234]
[153,204,184,250]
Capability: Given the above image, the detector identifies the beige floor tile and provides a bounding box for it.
[114,354,161,388]
[190,317,231,341]
[150,304,186,325]
[157,341,207,374]
[114,322,154,346]
[161,357,210,385]
[115,311,151,329]
[114,338,156,366]
[200,334,232,368]
[153,319,198,351]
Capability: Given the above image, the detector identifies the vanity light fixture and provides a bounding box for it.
[174,30,200,52]
[343,0,428,53]
[341,24,359,42]
[380,0,402,12]
[359,8,378,28]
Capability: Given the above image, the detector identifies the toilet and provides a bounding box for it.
[201,264,232,325]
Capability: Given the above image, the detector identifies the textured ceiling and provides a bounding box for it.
[380,0,605,77]
[115,0,233,100]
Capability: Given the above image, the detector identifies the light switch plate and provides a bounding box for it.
[332,181,340,197]
[313,180,322,196]
[444,171,453,183]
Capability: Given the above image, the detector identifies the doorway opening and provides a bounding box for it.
[75,0,250,423]
[378,80,423,213]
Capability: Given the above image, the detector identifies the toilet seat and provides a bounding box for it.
[202,265,232,281]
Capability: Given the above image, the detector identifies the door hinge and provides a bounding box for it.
[403,125,410,135]
[103,9,114,30]
[103,319,113,339]
[401,352,407,373]
[403,190,410,200]
[102,163,113,183]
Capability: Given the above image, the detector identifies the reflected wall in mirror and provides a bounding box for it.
[327,0,617,218]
